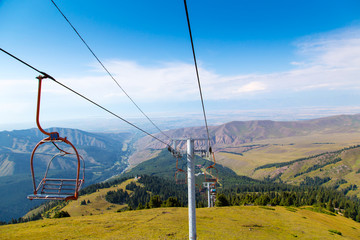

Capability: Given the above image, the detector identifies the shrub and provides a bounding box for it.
[53,211,70,218]
[163,197,181,207]
[328,229,342,236]
[149,195,162,208]
[215,194,230,207]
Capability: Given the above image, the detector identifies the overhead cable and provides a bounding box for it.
[0,48,171,148]
[183,0,212,150]
[50,0,171,141]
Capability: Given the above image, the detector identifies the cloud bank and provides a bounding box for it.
[1,26,360,126]
[80,26,360,102]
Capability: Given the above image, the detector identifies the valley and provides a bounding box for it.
[130,115,360,197]
[2,1,359,238]
[3,153,360,239]
[2,114,360,223]
[216,132,360,177]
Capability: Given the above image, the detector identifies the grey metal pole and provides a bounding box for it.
[187,138,196,240]
[173,140,177,154]
[207,183,211,208]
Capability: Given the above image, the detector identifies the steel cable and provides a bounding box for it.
[50,0,172,141]
[183,0,212,151]
[0,48,171,148]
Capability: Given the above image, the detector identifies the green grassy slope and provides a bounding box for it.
[2,206,360,239]
[214,132,360,196]
[248,145,360,197]
[123,149,259,188]
[216,132,360,176]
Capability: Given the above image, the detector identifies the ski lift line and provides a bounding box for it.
[50,76,171,147]
[0,48,49,77]
[0,48,172,149]
[183,0,211,149]
[50,0,172,141]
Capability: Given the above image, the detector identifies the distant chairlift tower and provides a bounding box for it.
[202,182,216,207]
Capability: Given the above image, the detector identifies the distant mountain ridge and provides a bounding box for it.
[130,114,360,198]
[0,127,134,222]
[0,128,133,177]
[135,114,360,151]
[3,113,360,221]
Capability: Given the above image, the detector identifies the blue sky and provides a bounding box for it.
[1,0,360,131]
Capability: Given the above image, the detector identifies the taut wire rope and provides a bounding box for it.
[183,0,212,151]
[0,48,172,149]
[50,0,172,141]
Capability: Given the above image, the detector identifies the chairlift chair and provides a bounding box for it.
[175,168,187,185]
[174,154,187,184]
[27,75,85,201]
[204,152,218,183]
[198,185,207,194]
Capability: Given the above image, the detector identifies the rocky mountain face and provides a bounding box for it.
[0,127,134,222]
[135,114,360,151]
[0,128,133,177]
[3,114,360,221]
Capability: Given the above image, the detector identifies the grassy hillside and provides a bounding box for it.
[24,179,135,219]
[241,144,360,197]
[130,115,360,196]
[123,149,259,189]
[60,179,133,217]
[2,206,360,239]
[216,132,360,176]
[213,132,360,195]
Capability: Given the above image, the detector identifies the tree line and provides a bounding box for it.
[105,175,187,209]
[217,179,360,222]
[5,173,360,225]
[105,175,360,223]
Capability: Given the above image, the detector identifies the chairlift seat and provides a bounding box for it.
[27,194,76,201]
[28,178,84,201]
[175,170,187,185]
[204,177,217,182]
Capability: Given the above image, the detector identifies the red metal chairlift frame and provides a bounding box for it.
[174,155,187,185]
[204,152,218,183]
[27,75,84,201]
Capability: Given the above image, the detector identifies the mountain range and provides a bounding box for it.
[135,114,360,150]
[2,113,360,221]
[132,114,360,197]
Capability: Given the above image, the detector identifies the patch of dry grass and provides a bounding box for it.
[2,206,360,240]
[216,132,360,177]
[60,178,135,217]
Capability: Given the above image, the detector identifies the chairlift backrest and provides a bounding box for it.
[204,152,218,183]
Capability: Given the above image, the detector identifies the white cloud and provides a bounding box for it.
[295,27,360,68]
[85,26,360,101]
[237,81,266,93]
[2,26,360,126]
[290,61,304,66]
